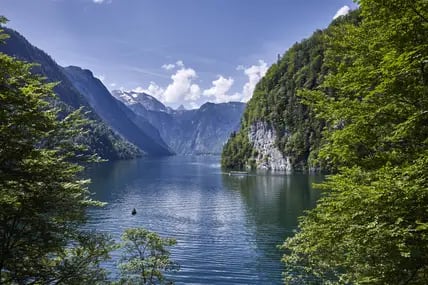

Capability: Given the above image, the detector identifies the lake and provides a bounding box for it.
[84,155,322,284]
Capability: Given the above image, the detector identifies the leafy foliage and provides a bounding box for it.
[118,228,179,285]
[281,0,428,283]
[221,130,254,169]
[0,18,113,283]
[221,13,360,171]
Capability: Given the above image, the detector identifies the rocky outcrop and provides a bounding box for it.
[248,121,292,172]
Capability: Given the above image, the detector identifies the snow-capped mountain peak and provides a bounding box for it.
[111,90,169,112]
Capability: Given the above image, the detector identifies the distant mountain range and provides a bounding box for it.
[0,26,245,158]
[112,90,246,154]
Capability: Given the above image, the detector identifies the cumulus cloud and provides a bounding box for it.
[333,5,351,19]
[132,61,201,106]
[162,67,200,103]
[203,76,240,103]
[187,84,201,101]
[161,60,185,72]
[93,0,106,3]
[162,63,175,71]
[131,59,268,108]
[133,82,165,99]
[240,60,268,102]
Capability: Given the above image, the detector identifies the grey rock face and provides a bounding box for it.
[248,121,292,172]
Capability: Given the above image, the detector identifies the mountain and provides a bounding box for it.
[176,104,186,111]
[115,90,172,113]
[63,66,173,156]
[221,11,360,171]
[0,27,144,159]
[112,90,246,155]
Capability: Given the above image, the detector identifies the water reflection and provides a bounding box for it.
[84,156,322,284]
[222,173,322,281]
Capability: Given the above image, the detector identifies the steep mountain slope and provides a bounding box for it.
[166,102,246,154]
[63,66,172,156]
[221,12,359,171]
[0,27,140,159]
[112,90,246,154]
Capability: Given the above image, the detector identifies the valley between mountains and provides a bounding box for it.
[0,27,245,158]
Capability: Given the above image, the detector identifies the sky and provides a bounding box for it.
[1,0,358,109]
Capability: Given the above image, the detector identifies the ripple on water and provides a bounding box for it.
[84,156,322,284]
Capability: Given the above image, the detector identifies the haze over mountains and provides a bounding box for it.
[112,90,246,154]
[0,26,245,158]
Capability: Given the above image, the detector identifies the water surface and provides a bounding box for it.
[84,156,322,284]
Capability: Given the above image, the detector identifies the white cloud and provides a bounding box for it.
[144,82,165,99]
[162,63,175,71]
[110,83,117,88]
[333,5,350,19]
[240,60,268,102]
[203,76,240,103]
[131,59,268,108]
[162,67,200,103]
[161,60,185,71]
[93,0,106,3]
[187,84,201,101]
[201,60,268,104]
[129,62,200,107]
[132,82,165,99]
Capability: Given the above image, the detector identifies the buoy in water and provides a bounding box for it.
[131,208,137,215]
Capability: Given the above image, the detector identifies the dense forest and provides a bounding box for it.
[222,12,360,171]
[280,0,428,284]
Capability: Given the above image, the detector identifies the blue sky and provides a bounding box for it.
[1,0,358,108]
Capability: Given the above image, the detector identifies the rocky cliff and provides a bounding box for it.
[248,121,291,171]
[221,12,359,171]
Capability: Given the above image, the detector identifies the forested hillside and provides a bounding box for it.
[0,27,141,160]
[281,0,428,283]
[222,11,360,171]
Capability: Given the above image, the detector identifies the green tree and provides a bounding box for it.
[118,228,179,285]
[281,0,428,284]
[0,17,113,284]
